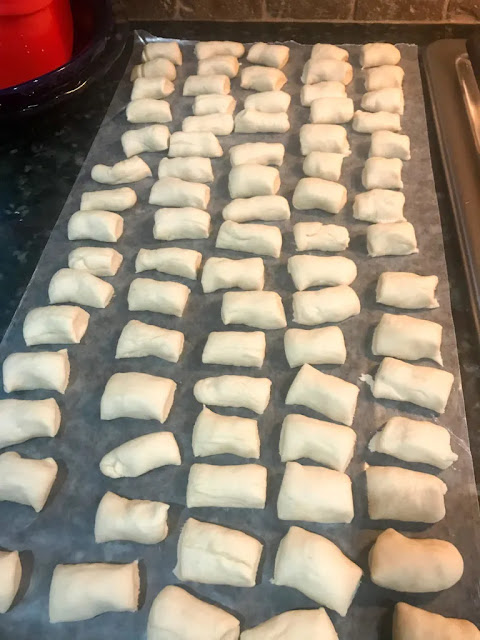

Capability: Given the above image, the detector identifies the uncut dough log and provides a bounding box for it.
[158,157,213,182]
[293,177,347,214]
[3,349,70,394]
[0,551,21,614]
[95,491,169,544]
[68,210,124,242]
[369,528,463,593]
[247,43,289,69]
[194,375,272,414]
[186,463,267,508]
[49,561,139,623]
[91,156,151,184]
[183,74,230,96]
[393,602,480,640]
[293,221,350,251]
[370,131,411,160]
[202,256,264,292]
[142,41,182,65]
[195,41,245,59]
[280,413,356,472]
[23,305,89,345]
[216,220,282,258]
[116,320,184,363]
[365,64,405,90]
[353,110,401,133]
[301,81,347,106]
[362,157,403,190]
[362,88,404,115]
[131,77,174,100]
[193,94,236,115]
[183,113,234,136]
[376,272,439,309]
[149,177,210,209]
[80,187,137,211]
[192,407,260,459]
[369,416,458,469]
[302,59,353,85]
[223,195,290,222]
[372,313,443,364]
[241,608,338,640]
[100,432,181,478]
[311,97,354,124]
[128,278,190,316]
[288,255,356,290]
[148,585,241,640]
[286,363,359,426]
[68,247,123,276]
[154,207,210,240]
[240,66,287,92]
[198,55,239,78]
[361,43,401,68]
[49,268,114,308]
[367,222,418,257]
[203,331,266,367]
[366,465,447,522]
[229,165,280,198]
[230,142,285,166]
[126,98,172,124]
[284,326,346,367]
[222,291,287,329]
[168,131,223,158]
[312,43,349,61]
[0,398,60,449]
[303,151,344,181]
[372,356,454,413]
[234,109,290,134]
[292,285,361,325]
[244,90,291,113]
[135,247,202,279]
[100,372,177,423]
[130,57,176,81]
[300,124,351,155]
[0,452,57,512]
[273,526,362,616]
[174,518,263,587]
[353,189,405,223]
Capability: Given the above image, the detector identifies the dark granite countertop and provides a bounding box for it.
[0,21,478,491]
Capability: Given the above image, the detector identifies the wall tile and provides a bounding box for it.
[266,0,354,20]
[448,0,480,20]
[178,0,264,20]
[125,0,176,20]
[355,0,447,21]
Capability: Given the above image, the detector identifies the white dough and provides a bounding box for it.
[372,313,443,364]
[240,66,287,92]
[142,41,182,65]
[222,291,287,329]
[194,375,272,414]
[362,88,404,115]
[184,74,230,96]
[126,98,172,124]
[48,268,114,308]
[361,43,401,68]
[154,207,211,240]
[100,432,181,477]
[293,221,350,252]
[247,43,289,69]
[278,462,354,523]
[149,177,210,209]
[311,97,354,124]
[193,93,236,115]
[0,398,60,449]
[367,222,418,257]
[393,602,480,640]
[293,177,347,214]
[182,113,234,135]
[131,77,174,100]
[122,125,170,157]
[370,130,410,160]
[95,491,169,544]
[223,195,290,222]
[372,356,454,414]
[202,257,264,293]
[195,41,245,60]
[192,406,260,459]
[300,123,351,155]
[353,110,401,133]
[116,320,184,363]
[229,142,285,167]
[158,156,213,182]
[362,157,403,190]
[135,247,202,280]
[241,608,338,640]
[68,210,124,242]
[303,151,344,181]
[49,561,139,623]
[284,326,346,367]
[376,272,439,309]
[3,349,70,394]
[285,363,359,426]
[168,131,223,158]
[293,285,361,326]
[198,55,239,78]
[0,452,57,512]
[229,164,280,198]
[312,43,348,61]
[244,90,290,112]
[131,57,176,81]
[273,526,362,616]
[234,109,290,133]
[203,331,266,367]
[365,64,404,90]
[187,463,267,508]
[128,278,190,316]
[91,156,152,184]
[0,551,21,614]
[80,187,137,211]
[68,246,123,276]
[216,220,282,258]
[302,59,353,85]
[23,305,89,346]
[174,518,262,587]
[353,189,405,223]
[288,255,356,290]
[100,372,177,423]
[301,81,346,106]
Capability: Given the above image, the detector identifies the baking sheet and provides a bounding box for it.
[0,32,479,639]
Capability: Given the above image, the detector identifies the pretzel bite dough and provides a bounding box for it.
[126,98,172,124]
[115,320,184,363]
[311,97,354,124]
[293,285,361,326]
[244,90,290,113]
[158,157,214,183]
[223,195,290,222]
[195,41,245,59]
[222,291,287,329]
[80,187,137,211]
[194,375,272,414]
[202,257,264,293]
[154,208,211,240]
[303,152,344,181]
[293,221,350,252]
[241,608,338,640]
[362,88,404,115]
[68,247,123,276]
[184,74,230,96]
[247,43,289,69]
[182,113,234,136]
[301,81,346,106]
[370,131,411,160]
[100,432,180,478]
[367,222,417,257]
[229,165,280,198]
[230,142,285,167]
[49,268,114,308]
[372,313,442,364]
[128,278,190,316]
[142,41,182,65]
[23,305,89,346]
[68,210,124,242]
[91,156,151,184]
[149,177,210,209]
[376,272,439,309]
[186,463,267,508]
[393,602,480,640]
[284,326,346,367]
[193,94,236,115]
[131,77,174,100]
[240,66,287,92]
[192,407,260,459]
[312,43,349,61]
[353,189,405,223]
[3,349,70,394]
[293,177,347,214]
[300,124,351,155]
[168,131,223,158]
[353,110,401,133]
[288,255,356,290]
[362,157,403,190]
[203,331,266,367]
[198,55,239,78]
[135,247,202,279]
[361,43,401,68]
[216,221,282,258]
[0,452,57,512]
[130,57,176,81]
[234,109,290,134]
[302,59,353,85]
[0,551,21,613]
[365,64,404,90]
[0,398,60,449]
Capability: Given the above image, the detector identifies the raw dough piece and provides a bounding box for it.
[168,131,223,158]
[195,41,245,59]
[91,156,151,184]
[272,526,362,616]
[0,452,57,511]
[241,608,338,640]
[372,313,443,364]
[284,326,346,367]
[223,195,290,222]
[312,43,349,61]
[95,491,169,544]
[311,97,354,124]
[366,465,447,522]
[0,398,60,449]
[153,207,210,240]
[142,41,182,65]
[23,305,89,346]
[365,64,404,90]
[127,278,190,316]
[186,463,267,508]
[229,142,285,166]
[116,320,184,362]
[362,157,403,190]
[240,66,287,92]
[135,247,202,279]
[393,602,480,640]
[369,416,458,469]
[126,98,172,124]
[48,268,114,308]
[300,123,351,155]
[194,375,272,414]
[353,189,405,223]
[222,291,287,329]
[149,177,210,209]
[369,528,463,592]
[362,88,404,115]
[80,187,137,211]
[367,222,418,257]
[202,257,264,293]
[303,151,344,181]
[202,331,266,367]
[370,130,411,160]
[68,210,124,242]
[372,357,454,413]
[100,432,181,477]
[192,406,260,459]
[293,285,361,326]
[182,113,234,136]
[158,156,213,182]
[174,518,262,587]
[229,165,280,198]
[352,110,401,133]
[216,220,282,258]
[361,43,401,68]
[278,462,354,523]
[301,81,346,106]
[280,413,356,472]
[244,90,290,113]
[49,562,139,623]
[183,74,230,96]
[148,585,240,640]
[131,58,176,81]
[0,551,21,613]
[376,272,439,309]
[68,246,123,276]
[247,43,289,69]
[293,177,347,214]
[288,255,356,290]
[198,55,239,78]
[100,372,177,423]
[131,77,174,100]
[3,350,70,394]
[302,59,353,85]
[234,109,290,134]
[122,125,170,157]
[293,221,350,251]
[193,93,236,115]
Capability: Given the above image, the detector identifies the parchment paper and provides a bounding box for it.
[0,32,479,639]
